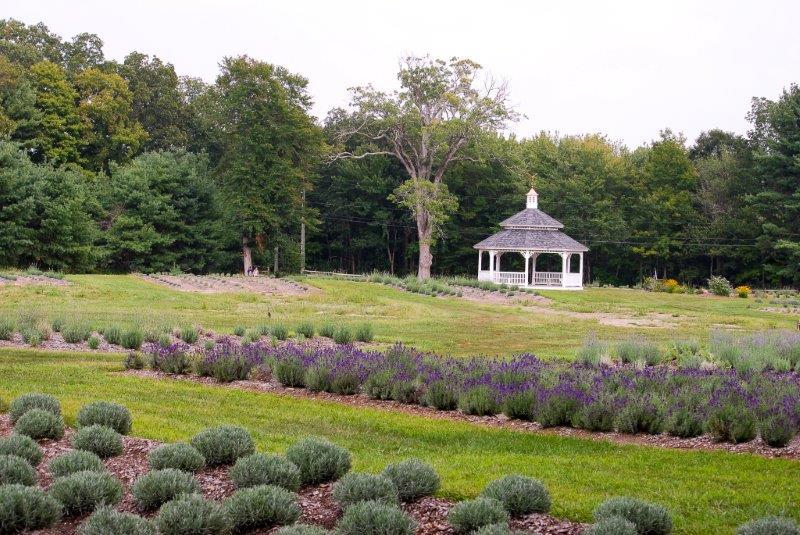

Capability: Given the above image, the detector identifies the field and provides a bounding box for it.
[1,274,799,534]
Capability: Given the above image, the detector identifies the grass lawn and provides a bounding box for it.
[0,274,794,357]
[0,348,797,534]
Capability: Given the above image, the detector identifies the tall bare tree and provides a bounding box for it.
[330,56,517,279]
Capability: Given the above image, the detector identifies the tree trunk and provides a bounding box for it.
[242,236,252,274]
[416,209,433,280]
[273,246,279,275]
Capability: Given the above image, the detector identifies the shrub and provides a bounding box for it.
[225,484,300,531]
[705,403,757,443]
[594,497,672,535]
[243,329,260,344]
[573,400,615,432]
[735,285,751,299]
[737,516,800,535]
[72,425,124,458]
[148,443,205,473]
[458,386,499,416]
[425,381,458,411]
[124,351,145,370]
[448,497,509,534]
[333,326,353,345]
[708,276,732,297]
[14,408,65,440]
[63,322,92,343]
[48,470,123,516]
[131,468,200,511]
[759,416,795,448]
[333,472,398,510]
[355,323,374,343]
[190,425,254,466]
[155,494,231,535]
[473,525,512,535]
[577,336,607,366]
[0,434,43,466]
[272,324,289,341]
[305,365,332,393]
[481,475,551,516]
[87,335,100,349]
[319,323,336,338]
[275,357,306,387]
[296,321,315,338]
[364,370,394,400]
[9,393,61,423]
[0,484,61,532]
[391,380,419,404]
[537,395,580,428]
[665,407,705,438]
[614,397,664,435]
[230,453,300,491]
[20,328,43,346]
[276,525,330,535]
[617,338,661,365]
[285,436,351,485]
[382,458,440,502]
[209,354,257,382]
[233,325,246,336]
[104,325,122,345]
[502,391,536,421]
[179,326,198,343]
[77,401,132,435]
[150,345,191,374]
[585,516,638,535]
[0,454,37,486]
[121,327,144,349]
[336,500,416,535]
[331,372,360,395]
[49,450,105,478]
[78,506,156,535]
[0,317,14,340]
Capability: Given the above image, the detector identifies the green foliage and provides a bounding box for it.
[148,442,205,473]
[131,468,200,511]
[573,400,616,432]
[104,325,122,345]
[481,475,550,517]
[120,326,144,349]
[585,517,638,535]
[502,391,536,421]
[14,408,64,440]
[705,403,757,443]
[276,525,330,535]
[0,434,43,466]
[458,386,500,416]
[759,417,795,448]
[274,357,305,387]
[708,276,733,297]
[617,338,661,365]
[737,517,800,535]
[425,381,458,411]
[179,326,198,343]
[304,365,332,393]
[62,322,91,343]
[225,485,300,531]
[87,335,100,349]
[614,397,664,435]
[381,458,440,502]
[9,392,60,423]
[285,436,351,485]
[363,370,394,400]
[448,497,509,534]
[48,450,105,478]
[77,401,132,434]
[537,395,579,428]
[48,470,123,516]
[155,494,231,535]
[355,323,374,343]
[72,424,124,458]
[0,484,62,533]
[0,316,14,340]
[233,325,246,337]
[271,323,289,341]
[336,500,416,535]
[333,325,354,345]
[230,453,300,491]
[189,425,254,466]
[0,454,37,486]
[78,506,156,535]
[333,472,398,510]
[319,323,336,338]
[331,372,360,395]
[296,321,315,338]
[594,497,673,535]
[124,351,145,370]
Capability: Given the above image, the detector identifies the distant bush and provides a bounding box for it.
[573,400,615,432]
[225,484,300,531]
[296,321,315,338]
[124,351,145,370]
[148,443,205,473]
[233,325,246,336]
[708,276,732,297]
[737,516,800,535]
[705,402,757,443]
[735,285,751,299]
[337,500,416,535]
[502,391,536,421]
[49,470,124,516]
[0,316,15,340]
[458,386,500,416]
[132,468,200,511]
[665,406,705,438]
[155,494,231,535]
[230,453,300,491]
[537,395,579,428]
[272,324,289,341]
[10,392,61,423]
[391,380,419,404]
[276,524,330,535]
[77,401,132,435]
[577,336,607,366]
[0,484,62,532]
[0,434,43,465]
[448,497,509,534]
[759,416,795,448]
[364,370,394,400]
[72,425,124,458]
[121,327,144,349]
[481,475,551,516]
[15,408,65,440]
[585,516,638,535]
[87,335,100,349]
[617,337,661,365]
[0,454,37,486]
[178,326,198,343]
[382,458,440,502]
[331,372,360,395]
[63,322,92,343]
[355,323,374,343]
[334,325,354,345]
[594,497,672,535]
[614,397,664,435]
[285,437,351,485]
[305,365,332,393]
[104,325,123,345]
[425,381,458,411]
[190,425,254,466]
[333,472,399,510]
[275,357,306,387]
[78,506,156,535]
[319,323,336,338]
[49,450,105,478]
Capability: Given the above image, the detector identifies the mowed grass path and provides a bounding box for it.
[0,349,798,534]
[0,275,793,357]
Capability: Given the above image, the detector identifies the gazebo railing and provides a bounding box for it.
[493,271,527,286]
[533,272,562,286]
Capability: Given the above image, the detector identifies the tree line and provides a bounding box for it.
[0,19,798,287]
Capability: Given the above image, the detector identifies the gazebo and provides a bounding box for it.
[474,189,588,289]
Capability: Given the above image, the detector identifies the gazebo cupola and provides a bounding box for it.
[473,189,589,289]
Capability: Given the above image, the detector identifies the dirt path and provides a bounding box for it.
[0,275,69,287]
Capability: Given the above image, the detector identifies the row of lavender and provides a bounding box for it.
[139,340,800,448]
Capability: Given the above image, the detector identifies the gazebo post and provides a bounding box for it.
[488,250,496,283]
[579,252,584,284]
[561,252,569,288]
[522,251,531,287]
[477,250,482,276]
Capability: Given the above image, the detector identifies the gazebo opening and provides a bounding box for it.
[473,189,589,290]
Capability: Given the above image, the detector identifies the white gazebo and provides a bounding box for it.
[474,189,588,290]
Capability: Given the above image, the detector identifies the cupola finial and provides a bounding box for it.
[526,188,538,209]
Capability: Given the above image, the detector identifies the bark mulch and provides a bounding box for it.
[0,415,584,535]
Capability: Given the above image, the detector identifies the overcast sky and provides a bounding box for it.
[6,0,800,148]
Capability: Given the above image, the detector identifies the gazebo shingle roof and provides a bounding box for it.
[499,208,563,229]
[473,229,589,252]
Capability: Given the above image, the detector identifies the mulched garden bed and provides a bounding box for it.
[0,415,584,535]
[125,370,800,461]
